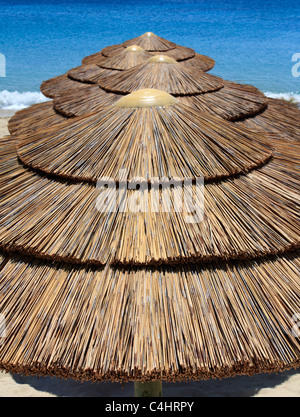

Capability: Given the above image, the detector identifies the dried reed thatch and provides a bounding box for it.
[100,44,126,57]
[8,101,67,135]
[68,65,116,84]
[18,90,273,183]
[0,127,298,266]
[237,98,300,141]
[55,59,266,123]
[71,57,215,89]
[1,91,298,268]
[0,32,300,383]
[150,45,195,61]
[82,48,214,70]
[98,56,224,95]
[100,45,152,70]
[178,82,268,121]
[123,32,177,51]
[0,250,299,381]
[82,32,214,71]
[53,85,121,117]
[70,47,152,84]
[52,85,121,117]
[181,53,215,71]
[40,73,89,99]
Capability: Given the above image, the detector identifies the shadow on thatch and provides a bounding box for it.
[11,369,299,397]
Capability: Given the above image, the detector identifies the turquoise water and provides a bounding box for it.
[0,0,299,109]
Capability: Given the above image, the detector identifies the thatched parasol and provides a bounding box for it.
[9,45,300,155]
[236,97,300,140]
[123,32,177,50]
[2,91,298,269]
[2,32,300,387]
[8,101,68,135]
[11,36,299,143]
[48,56,267,121]
[0,88,299,383]
[40,73,90,99]
[16,89,273,184]
[68,65,117,85]
[81,32,215,71]
[68,46,152,83]
[66,54,220,99]
[98,56,224,95]
[13,34,299,143]
[99,45,152,70]
[39,50,300,144]
[40,33,215,101]
[65,46,153,90]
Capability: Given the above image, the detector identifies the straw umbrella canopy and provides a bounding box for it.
[69,46,152,79]
[24,60,299,141]
[10,33,299,146]
[40,32,206,100]
[99,45,153,70]
[122,32,177,50]
[10,35,299,145]
[98,56,225,95]
[40,45,150,99]
[41,44,213,100]
[18,36,214,133]
[104,32,196,61]
[39,53,300,143]
[81,32,215,71]
[16,89,273,184]
[86,46,214,70]
[236,97,300,140]
[66,46,153,89]
[48,56,268,121]
[5,90,298,267]
[0,87,299,382]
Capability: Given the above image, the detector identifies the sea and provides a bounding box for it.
[0,0,299,111]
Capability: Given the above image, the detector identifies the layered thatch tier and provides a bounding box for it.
[154,46,195,61]
[98,58,224,95]
[15,95,296,142]
[39,72,298,144]
[99,44,125,57]
[179,82,268,121]
[81,32,214,69]
[0,136,299,266]
[237,98,300,141]
[8,102,67,136]
[40,74,89,99]
[1,33,299,383]
[99,45,152,70]
[17,92,273,183]
[82,49,214,70]
[51,79,267,122]
[0,250,299,381]
[52,87,120,118]
[179,53,215,71]
[123,32,177,51]
[53,85,121,117]
[68,65,116,84]
[47,56,267,123]
[69,57,217,89]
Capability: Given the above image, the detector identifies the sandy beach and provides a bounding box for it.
[0,117,10,136]
[0,368,300,397]
[0,115,299,397]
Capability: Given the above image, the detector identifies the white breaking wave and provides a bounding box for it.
[0,90,49,111]
[264,92,300,107]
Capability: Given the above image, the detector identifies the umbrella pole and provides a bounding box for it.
[134,381,162,397]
